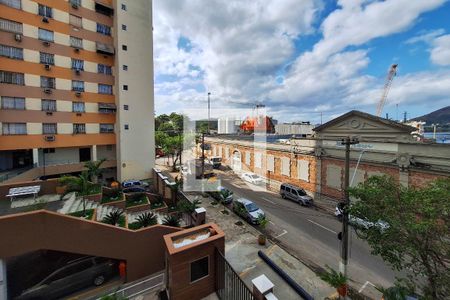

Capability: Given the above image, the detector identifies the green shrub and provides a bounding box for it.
[136,212,157,228]
[101,188,123,203]
[126,193,148,207]
[162,215,180,227]
[69,209,94,220]
[102,210,124,226]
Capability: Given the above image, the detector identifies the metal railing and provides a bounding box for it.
[99,272,165,299]
[216,248,254,300]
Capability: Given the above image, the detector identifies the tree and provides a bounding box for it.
[59,171,95,217]
[349,176,450,299]
[161,134,183,171]
[84,158,106,184]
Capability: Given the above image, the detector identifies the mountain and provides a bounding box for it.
[411,106,450,124]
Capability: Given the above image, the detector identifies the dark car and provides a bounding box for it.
[208,186,233,204]
[122,186,146,194]
[16,257,116,300]
[122,180,149,189]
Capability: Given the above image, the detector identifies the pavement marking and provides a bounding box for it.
[262,197,275,204]
[358,280,376,293]
[307,219,337,234]
[275,229,288,238]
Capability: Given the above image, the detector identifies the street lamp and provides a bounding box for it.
[207,92,211,134]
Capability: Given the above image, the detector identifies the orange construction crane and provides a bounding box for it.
[376,64,398,117]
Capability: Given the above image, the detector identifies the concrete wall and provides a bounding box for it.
[0,210,180,282]
[114,0,155,181]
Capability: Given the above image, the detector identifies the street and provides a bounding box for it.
[215,169,398,296]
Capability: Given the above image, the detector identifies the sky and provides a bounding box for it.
[153,0,450,124]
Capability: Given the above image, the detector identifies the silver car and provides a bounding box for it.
[233,198,265,224]
[280,183,313,206]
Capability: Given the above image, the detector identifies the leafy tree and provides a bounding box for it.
[84,158,106,184]
[349,176,450,299]
[59,171,96,217]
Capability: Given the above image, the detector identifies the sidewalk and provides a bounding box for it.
[183,191,335,299]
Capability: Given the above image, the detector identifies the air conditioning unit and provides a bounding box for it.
[75,91,81,97]
[74,47,80,53]
[42,17,49,23]
[14,33,22,42]
[43,41,50,46]
[44,135,55,142]
[75,69,81,75]
[44,64,51,70]
[46,111,53,115]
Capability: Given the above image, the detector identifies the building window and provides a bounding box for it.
[0,44,23,60]
[281,157,290,176]
[121,3,126,10]
[69,14,82,28]
[72,101,85,112]
[95,2,113,16]
[0,71,24,85]
[98,103,116,114]
[1,96,25,110]
[42,123,57,134]
[43,148,55,153]
[42,99,56,111]
[40,76,55,89]
[100,124,114,133]
[245,151,251,165]
[123,85,128,91]
[254,152,262,168]
[71,59,84,70]
[267,155,274,172]
[73,123,86,134]
[72,80,84,92]
[190,256,209,283]
[123,65,128,71]
[98,84,112,94]
[70,0,81,7]
[40,52,54,65]
[124,124,129,130]
[96,23,111,36]
[98,64,112,75]
[122,24,126,31]
[123,104,128,110]
[0,18,23,34]
[297,160,310,182]
[0,0,22,9]
[38,4,53,18]
[70,36,83,49]
[38,28,54,42]
[122,45,127,51]
[2,123,26,135]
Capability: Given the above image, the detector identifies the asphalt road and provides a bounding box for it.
[215,170,398,297]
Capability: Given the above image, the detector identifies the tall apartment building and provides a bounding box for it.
[0,0,155,182]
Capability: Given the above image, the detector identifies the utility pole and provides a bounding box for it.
[339,136,359,291]
[207,92,211,134]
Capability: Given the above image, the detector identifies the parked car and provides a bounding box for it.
[241,172,265,185]
[210,156,222,169]
[335,203,390,232]
[280,183,313,206]
[122,186,146,194]
[16,256,116,300]
[233,198,265,224]
[208,186,233,204]
[122,180,149,188]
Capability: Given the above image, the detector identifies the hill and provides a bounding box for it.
[411,106,450,124]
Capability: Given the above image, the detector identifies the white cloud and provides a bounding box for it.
[430,34,450,66]
[404,28,446,44]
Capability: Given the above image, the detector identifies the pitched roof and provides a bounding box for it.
[313,110,417,132]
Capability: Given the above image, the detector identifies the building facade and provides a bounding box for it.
[0,0,154,182]
[206,111,450,201]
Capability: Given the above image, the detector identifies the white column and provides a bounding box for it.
[91,145,97,161]
[32,148,39,166]
[0,259,7,300]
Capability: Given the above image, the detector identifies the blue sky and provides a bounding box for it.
[153,0,450,123]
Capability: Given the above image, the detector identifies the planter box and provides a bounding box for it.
[126,202,152,213]
[55,185,66,195]
[103,199,126,210]
[152,202,169,214]
[85,193,102,203]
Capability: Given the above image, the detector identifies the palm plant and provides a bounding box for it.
[84,158,106,184]
[58,171,94,217]
[136,212,157,228]
[162,215,180,227]
[319,265,348,297]
[102,210,124,226]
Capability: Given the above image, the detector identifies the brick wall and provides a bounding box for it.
[409,170,447,187]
